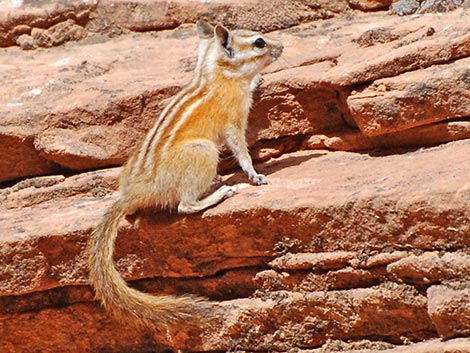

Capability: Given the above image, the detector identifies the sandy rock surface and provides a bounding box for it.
[1,1,470,353]
[2,140,470,352]
[2,2,470,183]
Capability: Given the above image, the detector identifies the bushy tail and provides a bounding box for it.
[87,199,209,328]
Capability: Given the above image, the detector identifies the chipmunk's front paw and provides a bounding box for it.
[252,173,269,185]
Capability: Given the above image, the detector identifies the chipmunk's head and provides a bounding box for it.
[196,20,283,80]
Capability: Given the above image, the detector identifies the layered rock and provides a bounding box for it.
[0,0,336,49]
[1,3,469,183]
[2,139,470,352]
[1,1,470,353]
[348,56,470,136]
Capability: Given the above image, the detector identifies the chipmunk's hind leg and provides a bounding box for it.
[178,184,238,214]
[175,139,237,214]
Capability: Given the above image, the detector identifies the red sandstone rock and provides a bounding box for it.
[0,0,93,47]
[348,57,470,136]
[0,168,119,210]
[1,139,470,351]
[0,133,60,183]
[202,284,432,351]
[300,337,470,352]
[427,283,470,339]
[2,2,470,353]
[305,0,351,13]
[255,251,412,293]
[0,302,168,353]
[29,19,86,48]
[273,9,470,85]
[306,121,470,152]
[353,251,409,269]
[254,266,383,292]
[2,141,470,296]
[387,251,470,285]
[1,0,335,49]
[348,0,393,11]
[270,252,356,271]
[1,7,470,182]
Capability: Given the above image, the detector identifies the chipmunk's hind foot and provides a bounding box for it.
[178,184,238,214]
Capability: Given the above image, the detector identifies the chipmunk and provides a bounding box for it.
[87,20,283,329]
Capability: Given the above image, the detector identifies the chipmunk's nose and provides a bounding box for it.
[271,43,283,60]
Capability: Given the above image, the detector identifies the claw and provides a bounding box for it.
[252,174,269,185]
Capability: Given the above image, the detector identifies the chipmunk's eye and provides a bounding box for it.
[253,37,266,49]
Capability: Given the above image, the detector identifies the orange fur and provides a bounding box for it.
[88,20,283,329]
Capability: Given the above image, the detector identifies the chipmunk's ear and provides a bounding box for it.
[215,25,234,58]
[196,20,214,39]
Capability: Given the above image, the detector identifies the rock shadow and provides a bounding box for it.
[223,151,326,186]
